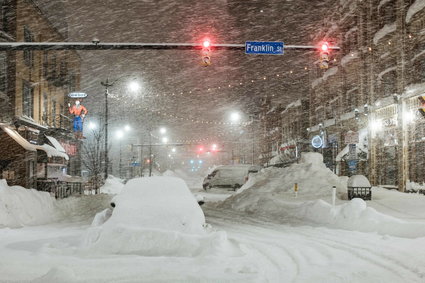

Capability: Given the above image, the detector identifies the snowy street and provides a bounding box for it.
[1,187,425,282]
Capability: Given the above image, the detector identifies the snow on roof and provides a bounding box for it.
[46,136,66,153]
[39,144,69,160]
[0,124,69,160]
[0,123,38,152]
[281,99,302,114]
[18,115,48,129]
[341,52,359,67]
[411,49,425,63]
[344,27,358,39]
[312,67,339,89]
[373,22,396,45]
[348,175,371,187]
[378,0,392,11]
[406,0,425,23]
[401,82,425,99]
[377,66,397,81]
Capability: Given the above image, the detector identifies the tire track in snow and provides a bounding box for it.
[205,207,425,282]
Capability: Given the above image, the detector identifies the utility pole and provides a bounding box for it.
[100,78,113,180]
[149,128,152,177]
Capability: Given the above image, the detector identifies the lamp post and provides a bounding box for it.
[100,77,139,180]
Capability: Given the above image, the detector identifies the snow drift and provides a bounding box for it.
[100,175,124,194]
[83,177,235,256]
[219,152,425,238]
[0,179,56,227]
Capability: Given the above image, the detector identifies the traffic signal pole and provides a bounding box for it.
[0,42,340,51]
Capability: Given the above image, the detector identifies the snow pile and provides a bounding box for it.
[229,152,346,201]
[83,177,231,256]
[297,198,425,238]
[217,152,425,238]
[100,175,124,194]
[162,169,204,189]
[0,179,56,227]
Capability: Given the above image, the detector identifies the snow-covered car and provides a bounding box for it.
[202,164,261,191]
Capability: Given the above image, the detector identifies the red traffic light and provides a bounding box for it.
[321,42,329,52]
[203,40,210,48]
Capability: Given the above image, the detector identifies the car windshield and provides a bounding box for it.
[219,168,247,178]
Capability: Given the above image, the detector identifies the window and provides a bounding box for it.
[379,1,396,29]
[0,52,6,93]
[22,81,34,118]
[381,70,397,96]
[42,92,48,122]
[23,26,34,67]
[51,100,56,127]
[50,54,56,79]
[43,51,48,78]
[0,0,10,33]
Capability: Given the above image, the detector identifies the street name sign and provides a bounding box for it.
[68,92,88,98]
[245,41,284,55]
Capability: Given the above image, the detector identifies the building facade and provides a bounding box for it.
[306,0,425,191]
[0,0,82,190]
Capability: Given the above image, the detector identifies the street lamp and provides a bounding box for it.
[159,127,167,135]
[88,121,97,130]
[230,112,241,123]
[101,77,140,179]
[116,130,124,178]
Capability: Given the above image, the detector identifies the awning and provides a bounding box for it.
[0,123,38,151]
[46,136,67,154]
[0,124,69,160]
[38,144,69,161]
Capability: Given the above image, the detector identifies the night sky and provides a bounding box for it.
[38,0,330,142]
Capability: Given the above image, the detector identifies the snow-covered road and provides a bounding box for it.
[204,206,425,283]
[1,193,424,283]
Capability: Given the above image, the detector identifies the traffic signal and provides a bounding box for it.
[201,39,211,67]
[197,146,204,153]
[211,144,218,152]
[319,42,330,69]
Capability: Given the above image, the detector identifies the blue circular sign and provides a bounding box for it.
[311,135,323,149]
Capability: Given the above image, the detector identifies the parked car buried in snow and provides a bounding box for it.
[202,165,261,191]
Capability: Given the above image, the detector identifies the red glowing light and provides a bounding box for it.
[321,42,329,52]
[203,40,210,48]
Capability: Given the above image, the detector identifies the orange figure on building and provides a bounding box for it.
[68,100,88,139]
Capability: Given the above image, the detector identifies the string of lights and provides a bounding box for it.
[110,67,308,101]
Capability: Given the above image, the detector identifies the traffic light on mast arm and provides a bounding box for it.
[319,42,330,69]
[200,39,212,67]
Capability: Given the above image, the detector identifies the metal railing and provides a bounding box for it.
[36,179,83,199]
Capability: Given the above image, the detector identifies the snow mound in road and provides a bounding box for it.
[0,179,56,227]
[298,198,425,238]
[83,177,233,256]
[225,152,346,210]
[100,175,124,194]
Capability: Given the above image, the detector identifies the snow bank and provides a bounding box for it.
[100,175,124,194]
[297,198,425,238]
[0,179,56,227]
[218,153,425,238]
[83,177,231,256]
[231,152,346,199]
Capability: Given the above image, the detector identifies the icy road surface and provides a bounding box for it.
[0,194,424,282]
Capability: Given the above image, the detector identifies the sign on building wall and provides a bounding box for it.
[348,144,357,160]
[344,131,359,144]
[311,135,323,148]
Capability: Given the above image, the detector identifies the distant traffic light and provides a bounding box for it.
[201,39,211,67]
[319,42,330,69]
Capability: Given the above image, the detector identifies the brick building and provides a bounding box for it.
[305,0,425,191]
[0,0,82,190]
